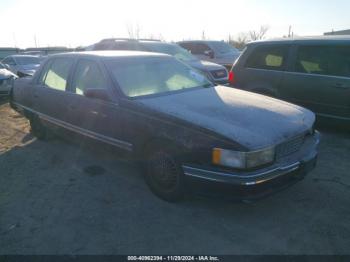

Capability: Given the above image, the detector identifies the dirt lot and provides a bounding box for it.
[0,99,349,255]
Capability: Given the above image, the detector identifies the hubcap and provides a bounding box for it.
[149,151,179,192]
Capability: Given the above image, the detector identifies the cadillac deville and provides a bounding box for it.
[11,51,320,202]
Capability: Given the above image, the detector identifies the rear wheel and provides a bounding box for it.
[145,148,185,202]
[30,115,48,140]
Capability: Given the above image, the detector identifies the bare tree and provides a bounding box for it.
[249,25,270,41]
[201,30,206,40]
[228,32,249,50]
[126,23,141,39]
[227,25,269,50]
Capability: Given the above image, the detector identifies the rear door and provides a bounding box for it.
[280,44,350,119]
[235,44,289,96]
[32,57,75,124]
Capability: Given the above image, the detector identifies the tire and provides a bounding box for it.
[144,147,185,202]
[30,115,48,140]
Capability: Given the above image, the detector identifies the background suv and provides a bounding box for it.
[178,40,241,70]
[230,36,350,124]
[89,38,228,85]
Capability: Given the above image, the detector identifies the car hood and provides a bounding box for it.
[139,86,315,150]
[187,60,226,72]
[0,69,16,79]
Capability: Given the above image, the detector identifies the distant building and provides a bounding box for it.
[23,46,74,55]
[324,29,350,36]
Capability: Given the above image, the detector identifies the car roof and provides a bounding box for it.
[138,40,177,46]
[49,50,170,60]
[6,55,40,59]
[178,40,226,44]
[247,35,350,46]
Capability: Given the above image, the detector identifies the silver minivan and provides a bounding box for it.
[230,36,350,124]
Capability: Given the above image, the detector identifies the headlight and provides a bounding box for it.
[212,147,275,169]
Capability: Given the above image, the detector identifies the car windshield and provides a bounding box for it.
[141,42,198,62]
[15,56,40,65]
[0,63,5,69]
[106,57,212,98]
[210,41,239,54]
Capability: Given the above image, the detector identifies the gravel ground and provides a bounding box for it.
[0,100,349,255]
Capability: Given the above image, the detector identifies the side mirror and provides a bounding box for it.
[204,50,214,59]
[83,88,111,101]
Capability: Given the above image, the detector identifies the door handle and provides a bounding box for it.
[68,105,77,110]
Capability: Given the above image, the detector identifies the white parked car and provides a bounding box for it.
[0,62,16,97]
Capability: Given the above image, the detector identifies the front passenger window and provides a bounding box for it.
[73,60,108,95]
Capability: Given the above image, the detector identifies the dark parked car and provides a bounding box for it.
[11,51,319,201]
[2,55,41,77]
[230,36,350,124]
[90,38,229,85]
[178,40,241,70]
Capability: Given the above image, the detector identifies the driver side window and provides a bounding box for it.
[73,60,108,95]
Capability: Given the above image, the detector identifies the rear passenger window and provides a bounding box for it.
[191,43,212,55]
[43,58,73,91]
[245,45,288,71]
[328,46,350,77]
[179,43,194,53]
[295,45,350,78]
[73,60,108,95]
[294,46,329,75]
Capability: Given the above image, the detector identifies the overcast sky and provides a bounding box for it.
[1,0,349,48]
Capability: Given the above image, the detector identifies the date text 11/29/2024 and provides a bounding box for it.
[127,256,219,261]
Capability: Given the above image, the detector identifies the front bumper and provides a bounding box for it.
[183,132,320,198]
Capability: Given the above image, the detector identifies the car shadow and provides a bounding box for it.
[315,117,350,136]
[1,122,350,254]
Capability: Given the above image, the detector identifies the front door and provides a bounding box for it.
[65,59,131,151]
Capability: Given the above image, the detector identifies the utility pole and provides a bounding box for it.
[288,25,292,38]
[12,33,17,48]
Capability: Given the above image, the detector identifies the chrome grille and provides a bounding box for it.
[276,134,305,159]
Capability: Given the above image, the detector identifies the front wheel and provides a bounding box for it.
[145,149,185,202]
